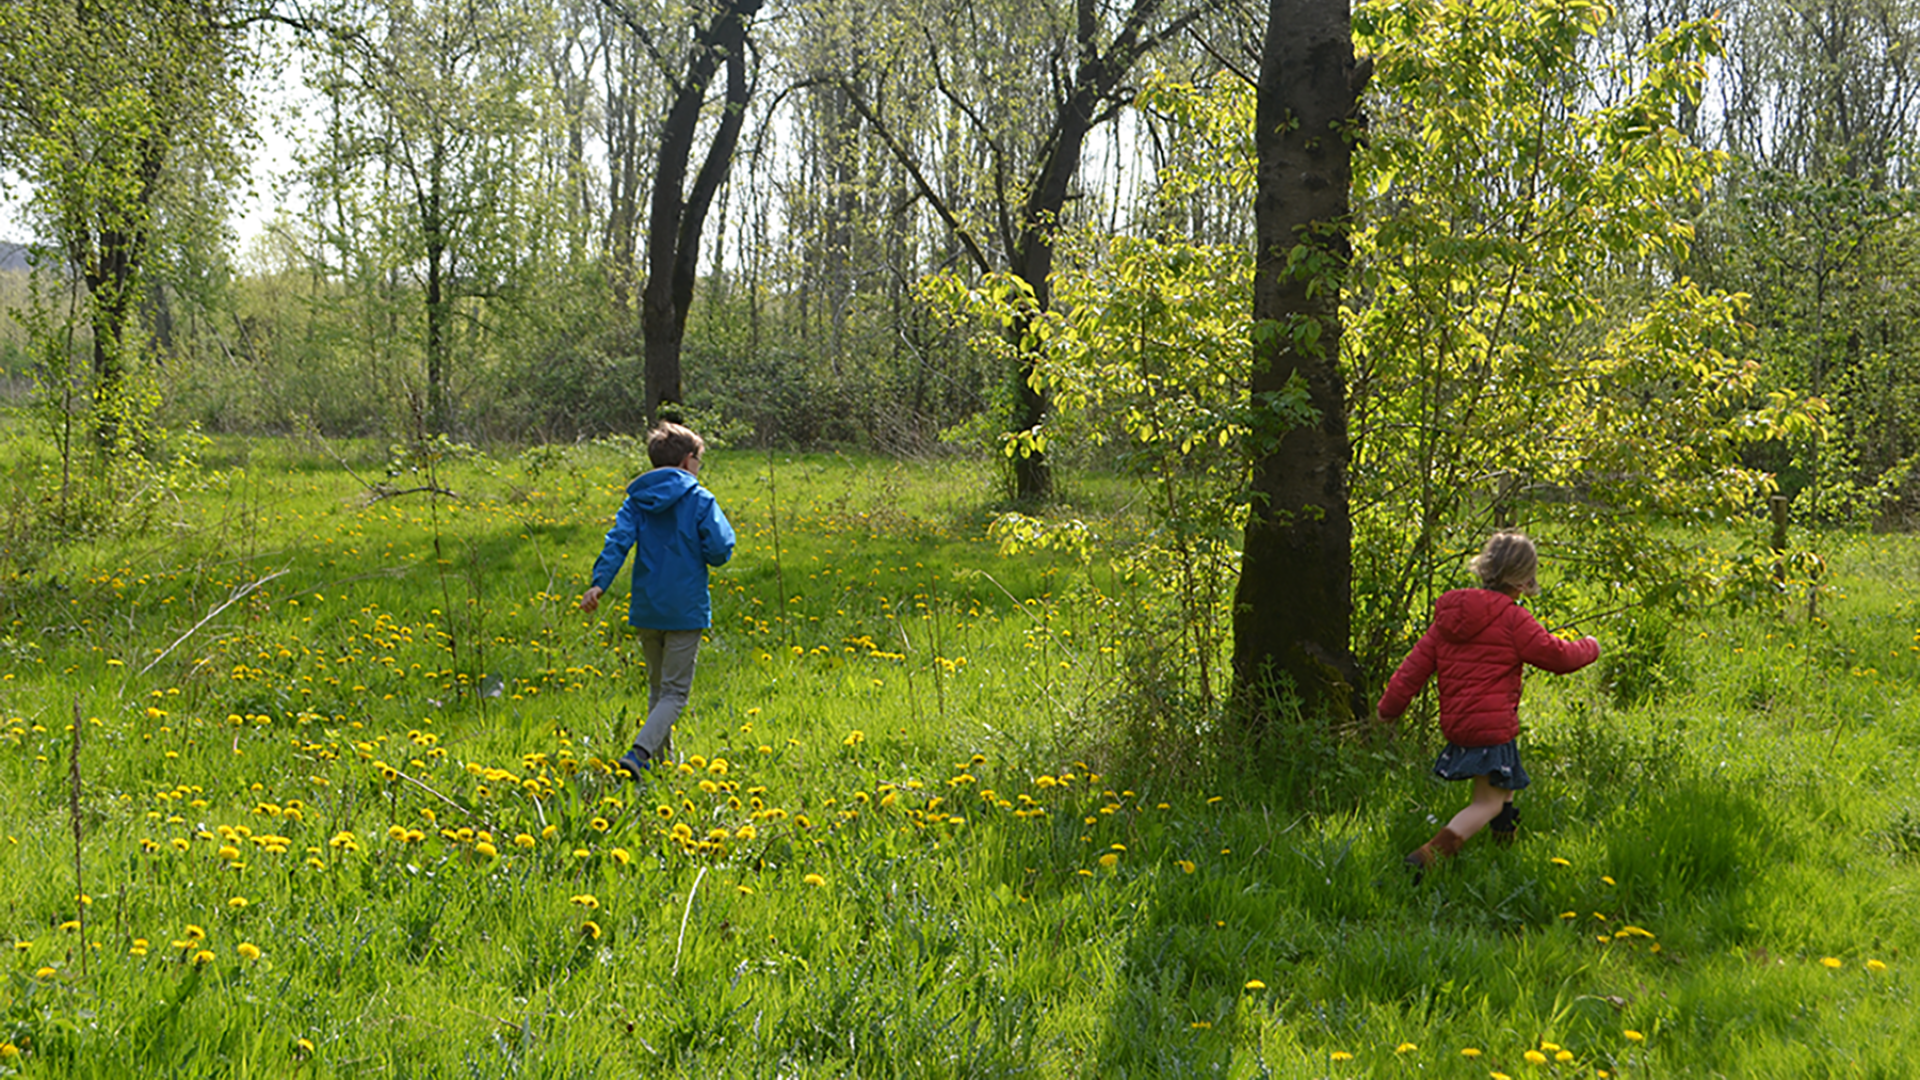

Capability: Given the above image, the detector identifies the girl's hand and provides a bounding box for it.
[579,586,603,613]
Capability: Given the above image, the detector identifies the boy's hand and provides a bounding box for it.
[579,586,603,613]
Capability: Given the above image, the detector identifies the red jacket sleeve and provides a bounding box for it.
[1377,627,1440,720]
[1509,606,1601,673]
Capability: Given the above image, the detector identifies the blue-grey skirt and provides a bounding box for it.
[1431,740,1531,791]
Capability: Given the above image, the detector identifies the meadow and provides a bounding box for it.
[2,437,1917,1078]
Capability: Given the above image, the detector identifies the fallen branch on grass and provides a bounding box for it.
[139,568,289,676]
[365,483,461,504]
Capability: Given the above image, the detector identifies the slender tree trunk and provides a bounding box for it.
[424,151,451,434]
[1005,47,1112,502]
[76,142,164,448]
[1231,0,1364,729]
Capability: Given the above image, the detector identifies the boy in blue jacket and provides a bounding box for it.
[579,422,736,778]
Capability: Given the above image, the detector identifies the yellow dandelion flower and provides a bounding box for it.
[229,896,248,909]
[1461,1047,1483,1057]
[737,885,754,895]
[1524,1050,1548,1064]
[185,924,207,940]
[514,833,536,849]
[0,1042,18,1057]
[1555,1050,1574,1063]
[1176,859,1196,874]
[1244,979,1266,990]
[295,1037,315,1055]
[1330,1050,1353,1062]
[474,841,499,858]
[580,921,601,940]
[192,950,215,965]
[611,847,632,865]
[1868,959,1888,972]
[1395,1042,1417,1053]
[1601,875,1615,885]
[803,873,827,887]
[590,817,610,832]
[1098,852,1119,868]
[1550,857,1571,867]
[237,942,262,961]
[1822,956,1843,968]
[34,966,55,979]
[1623,1030,1645,1042]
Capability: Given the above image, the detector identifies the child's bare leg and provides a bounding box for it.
[1444,775,1512,842]
[1407,775,1511,872]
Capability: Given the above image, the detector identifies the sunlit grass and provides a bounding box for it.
[0,438,1916,1075]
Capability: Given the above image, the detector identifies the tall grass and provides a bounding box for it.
[1,437,1915,1076]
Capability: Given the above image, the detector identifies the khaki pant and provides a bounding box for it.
[634,628,701,762]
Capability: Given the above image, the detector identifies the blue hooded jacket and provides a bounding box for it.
[589,467,735,631]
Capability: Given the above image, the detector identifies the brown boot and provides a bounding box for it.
[1403,827,1466,881]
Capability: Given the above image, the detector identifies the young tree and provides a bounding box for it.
[829,0,1200,500]
[0,0,243,446]
[295,0,551,435]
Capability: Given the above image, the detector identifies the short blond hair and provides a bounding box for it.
[1471,531,1539,595]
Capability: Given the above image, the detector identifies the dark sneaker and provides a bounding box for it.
[617,749,651,780]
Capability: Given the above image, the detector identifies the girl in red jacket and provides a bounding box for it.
[1377,532,1600,874]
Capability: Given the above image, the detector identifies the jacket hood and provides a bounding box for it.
[1432,588,1517,642]
[626,467,699,512]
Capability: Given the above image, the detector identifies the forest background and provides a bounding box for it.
[6,0,1917,688]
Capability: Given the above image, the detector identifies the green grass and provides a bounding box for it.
[2,436,1918,1077]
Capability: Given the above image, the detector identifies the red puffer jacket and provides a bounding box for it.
[1377,588,1600,747]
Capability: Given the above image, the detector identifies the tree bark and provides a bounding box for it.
[1231,0,1363,728]
[638,0,760,421]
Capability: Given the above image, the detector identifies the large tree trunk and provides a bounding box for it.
[638,0,760,420]
[1231,0,1364,728]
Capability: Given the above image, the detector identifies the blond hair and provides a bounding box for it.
[1471,531,1539,596]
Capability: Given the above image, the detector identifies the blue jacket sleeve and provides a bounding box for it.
[702,499,736,567]
[590,499,638,590]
